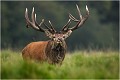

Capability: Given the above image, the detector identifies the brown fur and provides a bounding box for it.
[22,40,67,64]
[22,41,48,61]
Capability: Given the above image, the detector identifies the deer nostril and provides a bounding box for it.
[58,40,60,42]
[56,38,61,43]
[58,38,62,41]
[59,39,63,43]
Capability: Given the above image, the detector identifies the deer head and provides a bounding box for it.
[25,5,89,46]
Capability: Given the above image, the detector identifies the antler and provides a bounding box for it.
[25,7,56,33]
[62,4,89,32]
[61,19,71,32]
[25,7,45,32]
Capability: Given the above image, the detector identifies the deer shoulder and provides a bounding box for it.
[22,41,48,61]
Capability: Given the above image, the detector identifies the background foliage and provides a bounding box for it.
[1,1,119,51]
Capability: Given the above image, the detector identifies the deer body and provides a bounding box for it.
[22,4,89,64]
[22,40,67,64]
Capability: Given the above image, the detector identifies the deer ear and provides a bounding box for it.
[64,30,72,38]
[45,30,53,38]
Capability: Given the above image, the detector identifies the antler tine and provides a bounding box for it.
[86,5,89,14]
[34,13,40,26]
[35,13,36,21]
[49,20,57,33]
[33,14,46,32]
[85,5,89,18]
[25,8,31,28]
[39,19,44,26]
[32,7,35,23]
[43,22,52,30]
[69,13,79,22]
[36,19,45,32]
[76,4,82,20]
[61,19,71,32]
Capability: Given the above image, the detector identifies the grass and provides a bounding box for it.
[1,49,119,79]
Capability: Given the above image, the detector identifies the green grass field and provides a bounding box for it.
[1,49,119,79]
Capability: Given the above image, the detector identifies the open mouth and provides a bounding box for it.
[57,39,62,43]
[57,41,61,44]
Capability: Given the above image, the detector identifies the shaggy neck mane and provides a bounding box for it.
[45,40,67,64]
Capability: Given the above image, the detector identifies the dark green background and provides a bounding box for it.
[1,1,119,51]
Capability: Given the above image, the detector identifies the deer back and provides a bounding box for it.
[22,41,49,61]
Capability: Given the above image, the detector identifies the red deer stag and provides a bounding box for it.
[22,5,89,64]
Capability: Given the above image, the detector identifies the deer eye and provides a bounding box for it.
[63,35,66,38]
[52,36,55,38]
[52,35,55,38]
